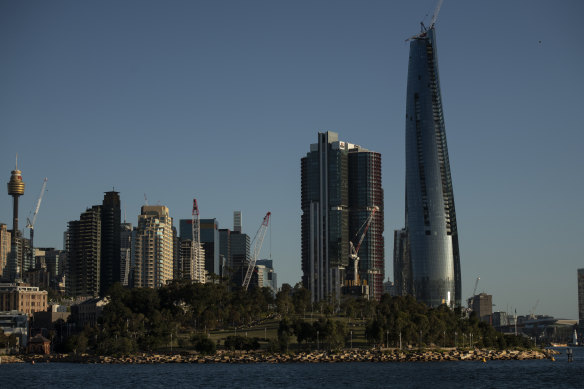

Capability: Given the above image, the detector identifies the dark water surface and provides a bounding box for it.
[1,348,582,388]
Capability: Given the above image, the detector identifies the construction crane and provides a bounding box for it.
[405,0,444,41]
[25,178,47,268]
[242,212,271,291]
[346,206,379,286]
[529,299,540,319]
[191,198,203,283]
[467,276,480,309]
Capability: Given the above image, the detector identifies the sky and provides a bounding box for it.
[1,0,582,319]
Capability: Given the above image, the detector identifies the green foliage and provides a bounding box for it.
[224,335,260,351]
[191,334,216,354]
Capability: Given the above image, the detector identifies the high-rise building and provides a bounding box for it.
[0,224,11,278]
[233,211,242,233]
[132,206,174,288]
[348,147,384,299]
[394,23,461,308]
[301,131,384,302]
[470,293,493,323]
[230,231,250,287]
[578,268,584,326]
[100,191,121,296]
[66,206,102,297]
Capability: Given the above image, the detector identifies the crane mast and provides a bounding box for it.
[242,212,271,291]
[26,178,47,269]
[347,206,379,286]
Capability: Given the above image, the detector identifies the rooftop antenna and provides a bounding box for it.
[144,193,148,205]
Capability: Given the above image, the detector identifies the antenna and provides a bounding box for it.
[144,193,148,205]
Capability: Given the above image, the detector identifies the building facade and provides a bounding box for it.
[100,191,121,296]
[0,283,48,316]
[132,206,174,288]
[394,25,461,308]
[0,224,10,279]
[229,231,250,287]
[66,206,101,297]
[301,131,384,302]
[120,223,132,286]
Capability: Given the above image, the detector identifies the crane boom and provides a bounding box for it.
[25,178,47,270]
[346,206,379,287]
[429,0,444,28]
[242,212,271,290]
[472,276,480,296]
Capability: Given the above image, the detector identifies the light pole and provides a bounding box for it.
[386,330,389,349]
[317,330,320,350]
[399,331,402,350]
[454,332,457,349]
[350,331,353,349]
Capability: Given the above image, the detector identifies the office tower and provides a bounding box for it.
[234,211,242,233]
[120,223,132,286]
[394,23,461,307]
[132,206,174,288]
[301,131,384,302]
[470,293,493,323]
[0,224,10,278]
[230,231,250,287]
[180,218,220,278]
[100,191,121,296]
[6,158,25,281]
[67,206,101,297]
[578,268,584,326]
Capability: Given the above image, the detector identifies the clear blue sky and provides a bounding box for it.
[1,0,582,319]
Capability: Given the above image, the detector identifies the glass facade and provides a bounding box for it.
[302,131,384,302]
[397,26,461,307]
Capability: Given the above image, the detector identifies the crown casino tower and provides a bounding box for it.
[394,22,461,308]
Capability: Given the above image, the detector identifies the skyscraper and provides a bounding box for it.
[394,23,461,307]
[0,224,10,278]
[301,131,384,302]
[100,191,121,296]
[67,206,101,297]
[6,158,25,281]
[132,206,174,288]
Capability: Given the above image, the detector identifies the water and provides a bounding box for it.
[1,349,582,388]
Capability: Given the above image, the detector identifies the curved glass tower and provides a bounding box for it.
[398,26,461,307]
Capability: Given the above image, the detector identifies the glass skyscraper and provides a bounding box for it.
[302,131,384,302]
[395,25,461,307]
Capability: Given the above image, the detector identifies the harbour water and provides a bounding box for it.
[1,348,582,388]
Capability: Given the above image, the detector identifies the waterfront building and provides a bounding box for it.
[0,223,10,279]
[0,311,29,347]
[0,283,48,316]
[100,191,121,296]
[301,131,384,302]
[66,206,101,297]
[394,23,461,308]
[132,206,174,288]
[71,297,109,328]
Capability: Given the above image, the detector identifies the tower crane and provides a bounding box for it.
[191,198,204,283]
[26,178,47,269]
[346,206,379,286]
[405,0,444,41]
[467,276,480,309]
[242,212,271,291]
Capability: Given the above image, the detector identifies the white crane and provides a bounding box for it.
[26,178,47,268]
[406,0,444,41]
[347,206,379,286]
[242,212,271,291]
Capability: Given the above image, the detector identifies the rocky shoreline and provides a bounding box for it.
[1,348,559,364]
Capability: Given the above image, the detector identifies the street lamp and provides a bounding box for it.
[350,331,353,349]
[399,331,402,350]
[386,330,389,349]
[317,330,320,350]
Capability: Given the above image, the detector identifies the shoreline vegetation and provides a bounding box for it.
[1,348,558,364]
